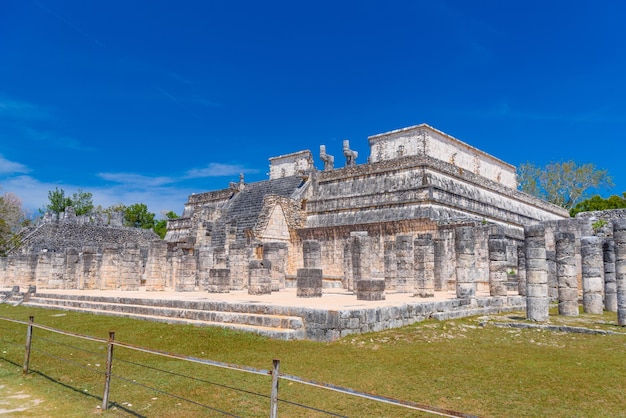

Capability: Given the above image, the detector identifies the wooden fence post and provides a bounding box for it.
[270,359,280,418]
[102,331,115,411]
[22,316,34,375]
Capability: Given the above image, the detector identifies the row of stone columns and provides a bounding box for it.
[526,220,626,326]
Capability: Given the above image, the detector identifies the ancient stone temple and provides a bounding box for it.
[162,123,568,292]
[7,123,626,339]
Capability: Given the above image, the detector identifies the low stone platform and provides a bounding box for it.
[21,288,525,342]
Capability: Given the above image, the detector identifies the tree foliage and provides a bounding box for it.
[42,188,93,215]
[153,210,178,239]
[569,193,626,217]
[0,192,28,255]
[124,203,156,229]
[517,161,613,210]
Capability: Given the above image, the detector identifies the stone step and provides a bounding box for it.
[23,295,305,341]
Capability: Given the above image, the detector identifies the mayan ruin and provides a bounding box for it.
[2,123,625,340]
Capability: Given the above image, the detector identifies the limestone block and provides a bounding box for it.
[296,268,323,298]
[356,279,386,301]
[248,260,271,295]
[207,269,231,293]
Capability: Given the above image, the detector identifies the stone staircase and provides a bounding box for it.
[23,293,306,340]
[1,286,37,306]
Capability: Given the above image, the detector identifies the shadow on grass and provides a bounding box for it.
[0,357,144,418]
[31,370,146,417]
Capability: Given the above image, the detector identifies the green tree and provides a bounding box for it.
[124,203,156,229]
[43,187,72,214]
[71,189,94,215]
[153,210,178,239]
[517,161,614,210]
[41,188,93,215]
[570,192,626,217]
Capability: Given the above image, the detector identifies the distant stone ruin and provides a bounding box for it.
[1,123,623,325]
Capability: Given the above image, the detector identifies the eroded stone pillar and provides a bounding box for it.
[145,240,168,291]
[297,239,323,297]
[101,245,120,290]
[120,242,142,291]
[64,248,80,289]
[248,260,272,295]
[356,279,385,301]
[556,232,578,316]
[174,246,197,292]
[383,240,397,291]
[414,234,435,297]
[351,232,371,283]
[581,236,604,314]
[264,242,288,291]
[343,241,353,291]
[612,219,626,325]
[80,246,98,289]
[207,269,231,293]
[603,239,617,312]
[395,234,414,293]
[517,243,527,296]
[525,224,549,321]
[488,234,508,297]
[455,227,476,302]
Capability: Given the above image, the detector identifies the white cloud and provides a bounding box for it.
[98,172,175,188]
[0,97,50,120]
[185,163,258,179]
[0,155,30,175]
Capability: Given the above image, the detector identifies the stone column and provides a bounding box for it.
[342,241,353,291]
[351,232,371,283]
[581,236,604,314]
[248,260,272,295]
[395,234,414,293]
[263,242,288,291]
[101,244,120,290]
[603,239,617,312]
[556,232,578,316]
[517,243,527,296]
[488,234,508,297]
[414,234,435,297]
[145,241,168,291]
[297,240,323,297]
[546,249,557,301]
[120,242,142,291]
[525,224,549,321]
[173,246,197,292]
[383,240,397,291]
[356,279,385,301]
[455,226,476,302]
[80,246,98,290]
[613,219,626,325]
[64,248,80,290]
[207,269,231,293]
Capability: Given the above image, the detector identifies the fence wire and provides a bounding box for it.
[114,355,269,401]
[0,315,473,417]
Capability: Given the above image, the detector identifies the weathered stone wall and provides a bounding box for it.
[367,124,517,189]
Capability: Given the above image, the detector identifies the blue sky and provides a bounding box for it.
[1,1,625,218]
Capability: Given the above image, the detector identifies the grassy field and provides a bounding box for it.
[0,304,625,417]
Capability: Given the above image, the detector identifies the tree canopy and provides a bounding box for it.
[153,210,178,239]
[517,161,613,210]
[569,193,626,217]
[42,188,94,215]
[0,192,28,255]
[123,203,156,229]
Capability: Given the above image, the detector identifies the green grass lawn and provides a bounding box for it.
[1,304,624,417]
